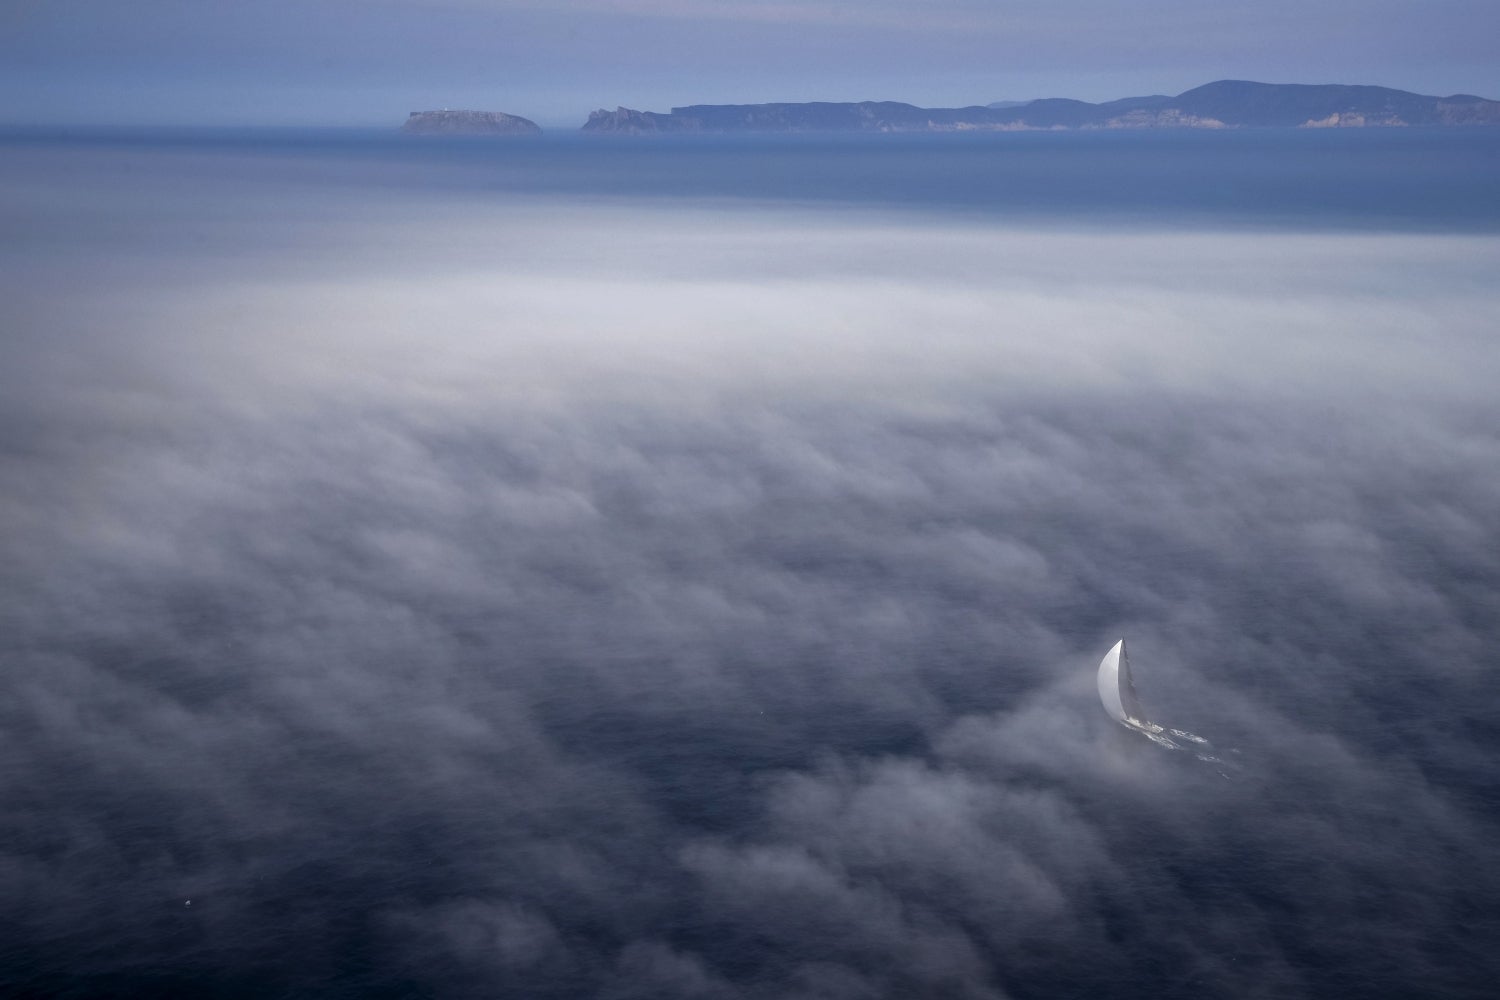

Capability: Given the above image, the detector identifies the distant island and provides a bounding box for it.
[402,110,541,136]
[582,80,1500,134]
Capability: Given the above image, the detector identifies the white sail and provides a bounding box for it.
[1097,638,1151,729]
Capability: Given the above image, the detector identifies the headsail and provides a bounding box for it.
[1097,639,1150,729]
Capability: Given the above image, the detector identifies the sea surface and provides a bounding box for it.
[2,127,1498,998]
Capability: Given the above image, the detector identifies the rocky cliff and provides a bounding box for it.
[580,82,1500,134]
[581,107,688,135]
[402,110,542,136]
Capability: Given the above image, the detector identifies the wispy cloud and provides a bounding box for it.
[2,140,1499,996]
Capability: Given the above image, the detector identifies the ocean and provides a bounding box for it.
[2,127,1498,998]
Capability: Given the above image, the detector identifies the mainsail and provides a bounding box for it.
[1097,638,1150,729]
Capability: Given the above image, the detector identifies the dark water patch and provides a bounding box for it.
[3,126,1498,232]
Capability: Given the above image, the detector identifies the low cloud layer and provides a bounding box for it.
[2,142,1498,997]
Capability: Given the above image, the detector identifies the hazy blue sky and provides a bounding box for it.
[3,0,1497,126]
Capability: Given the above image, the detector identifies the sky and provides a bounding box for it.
[3,0,1500,126]
[2,133,1499,997]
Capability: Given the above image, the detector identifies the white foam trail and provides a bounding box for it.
[1139,723,1242,779]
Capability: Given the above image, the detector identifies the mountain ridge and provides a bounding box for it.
[581,80,1500,133]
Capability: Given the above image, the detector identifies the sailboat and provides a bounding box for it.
[1097,639,1171,741]
[1098,639,1222,758]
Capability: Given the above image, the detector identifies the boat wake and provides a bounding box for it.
[1144,723,1237,776]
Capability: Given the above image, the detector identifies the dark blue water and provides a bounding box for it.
[4,125,1499,230]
